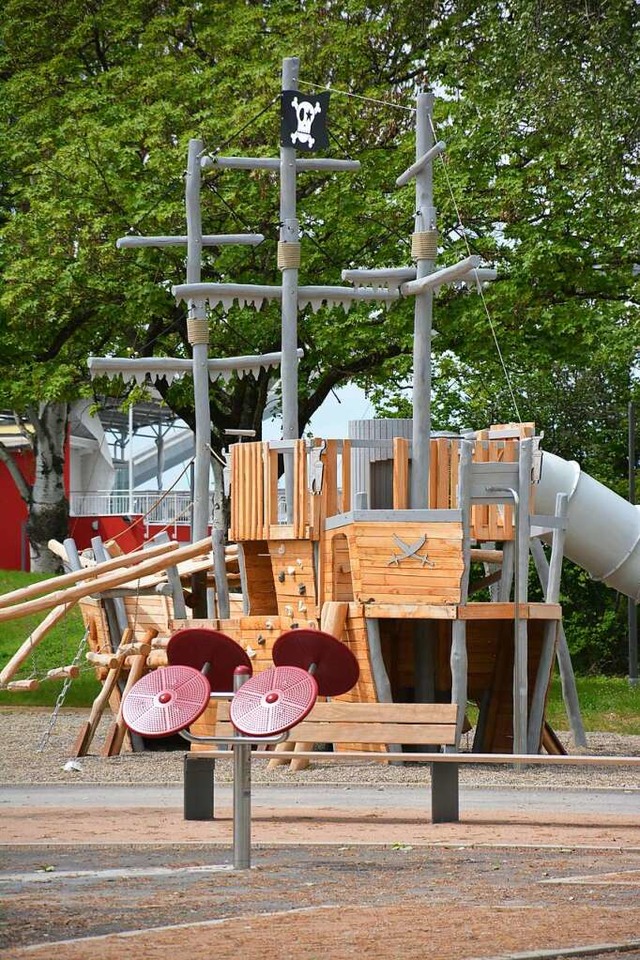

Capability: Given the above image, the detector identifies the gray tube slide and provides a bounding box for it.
[535,451,640,602]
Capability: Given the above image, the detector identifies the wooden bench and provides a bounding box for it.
[183,701,461,823]
[183,699,640,823]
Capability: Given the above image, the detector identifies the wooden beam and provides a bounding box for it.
[0,538,211,624]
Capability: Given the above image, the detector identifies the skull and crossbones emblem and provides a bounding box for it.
[290,96,322,148]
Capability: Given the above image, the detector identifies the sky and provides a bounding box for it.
[144,382,375,491]
[262,382,374,440]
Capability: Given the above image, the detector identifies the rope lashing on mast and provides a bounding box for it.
[411,230,438,261]
[187,317,209,345]
[277,241,301,270]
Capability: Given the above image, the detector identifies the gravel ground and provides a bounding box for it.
[1,706,639,790]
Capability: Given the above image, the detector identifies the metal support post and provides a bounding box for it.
[431,762,459,823]
[233,666,252,869]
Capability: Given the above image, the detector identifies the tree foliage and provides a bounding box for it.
[0,0,638,658]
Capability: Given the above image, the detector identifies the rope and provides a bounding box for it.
[106,456,196,547]
[187,317,209,345]
[278,241,301,270]
[411,231,438,261]
[298,80,415,113]
[148,499,195,539]
[428,115,523,423]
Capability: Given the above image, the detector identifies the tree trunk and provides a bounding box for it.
[25,403,70,573]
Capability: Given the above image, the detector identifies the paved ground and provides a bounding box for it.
[4,781,640,816]
[2,710,639,958]
[2,778,639,960]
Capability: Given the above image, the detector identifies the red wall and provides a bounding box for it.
[68,516,192,553]
[0,449,34,571]
[0,437,196,571]
[1,431,194,570]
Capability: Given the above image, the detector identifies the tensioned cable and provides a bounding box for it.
[203,179,256,233]
[125,97,279,238]
[428,116,523,423]
[106,455,196,546]
[298,80,415,113]
[200,96,280,158]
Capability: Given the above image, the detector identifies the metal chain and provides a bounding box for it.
[37,627,89,753]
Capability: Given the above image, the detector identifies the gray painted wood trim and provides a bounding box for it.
[513,438,533,754]
[495,540,513,601]
[237,545,251,616]
[62,538,83,573]
[201,156,360,172]
[449,619,468,749]
[325,508,462,530]
[457,440,473,604]
[91,536,128,646]
[364,618,401,754]
[212,529,230,620]
[530,527,587,749]
[149,532,187,620]
[117,234,264,248]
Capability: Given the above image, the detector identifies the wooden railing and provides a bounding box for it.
[229,425,536,544]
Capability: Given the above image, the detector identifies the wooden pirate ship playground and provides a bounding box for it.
[1,57,639,763]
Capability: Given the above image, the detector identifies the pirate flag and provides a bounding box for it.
[280,90,330,152]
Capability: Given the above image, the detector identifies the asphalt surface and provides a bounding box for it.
[3,781,639,817]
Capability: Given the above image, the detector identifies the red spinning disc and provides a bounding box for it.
[167,628,252,691]
[122,665,210,737]
[273,629,360,697]
[229,665,318,737]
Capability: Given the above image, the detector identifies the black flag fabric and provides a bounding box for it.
[280,90,330,151]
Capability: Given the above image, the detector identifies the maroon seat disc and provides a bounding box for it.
[122,665,210,737]
[230,665,318,737]
[167,628,252,690]
[273,629,360,697]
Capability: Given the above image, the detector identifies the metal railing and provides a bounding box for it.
[69,490,194,525]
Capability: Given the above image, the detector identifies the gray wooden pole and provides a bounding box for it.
[513,438,532,754]
[527,493,568,751]
[629,400,638,685]
[410,93,438,713]
[185,138,211,618]
[410,91,436,510]
[530,537,587,748]
[449,440,473,748]
[280,57,300,523]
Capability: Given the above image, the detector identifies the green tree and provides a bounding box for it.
[0,0,637,671]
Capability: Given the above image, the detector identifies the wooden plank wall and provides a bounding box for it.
[239,541,278,615]
[329,533,354,603]
[229,442,268,542]
[345,520,464,605]
[231,439,351,542]
[391,431,536,542]
[79,594,173,651]
[268,539,317,621]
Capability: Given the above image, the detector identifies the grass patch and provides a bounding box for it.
[545,673,640,734]
[0,569,100,708]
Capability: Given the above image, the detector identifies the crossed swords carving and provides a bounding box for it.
[387,533,435,567]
